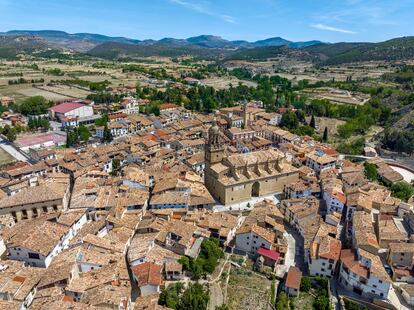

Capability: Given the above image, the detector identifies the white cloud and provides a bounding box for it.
[169,0,236,24]
[312,23,356,34]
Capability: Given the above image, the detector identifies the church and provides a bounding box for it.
[204,118,299,205]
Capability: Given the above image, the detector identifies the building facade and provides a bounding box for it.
[204,120,299,205]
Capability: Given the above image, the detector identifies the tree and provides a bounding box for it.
[111,158,120,176]
[178,256,191,271]
[215,305,229,310]
[103,124,113,142]
[177,283,209,310]
[78,125,90,142]
[300,276,311,292]
[28,117,35,130]
[19,96,52,115]
[313,288,331,310]
[280,111,299,130]
[95,114,109,127]
[309,114,316,128]
[65,127,78,147]
[364,163,378,181]
[276,292,289,310]
[5,127,16,142]
[391,182,414,202]
[39,117,50,130]
[323,127,328,142]
[159,282,184,309]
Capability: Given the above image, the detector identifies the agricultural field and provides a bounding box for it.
[0,148,16,167]
[300,87,370,105]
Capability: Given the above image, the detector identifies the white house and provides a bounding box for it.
[7,212,87,268]
[323,189,346,215]
[305,151,337,174]
[235,224,275,255]
[120,97,140,114]
[338,248,391,299]
[309,236,341,278]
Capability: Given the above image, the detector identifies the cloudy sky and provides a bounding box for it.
[0,0,412,42]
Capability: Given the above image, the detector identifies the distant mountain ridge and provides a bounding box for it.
[0,30,323,51]
[2,30,414,65]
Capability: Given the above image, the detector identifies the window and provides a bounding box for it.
[28,253,40,259]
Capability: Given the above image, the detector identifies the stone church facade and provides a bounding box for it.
[204,119,299,205]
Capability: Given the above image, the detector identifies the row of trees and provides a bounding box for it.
[28,116,50,131]
[18,96,54,116]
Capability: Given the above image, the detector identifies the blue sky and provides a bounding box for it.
[0,0,413,42]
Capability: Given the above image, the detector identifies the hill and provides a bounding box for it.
[0,30,322,52]
[87,41,228,59]
[225,37,414,64]
[0,30,141,52]
[0,36,54,59]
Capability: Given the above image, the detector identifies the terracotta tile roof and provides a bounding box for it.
[285,266,302,290]
[130,262,162,287]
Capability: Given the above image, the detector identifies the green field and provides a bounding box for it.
[0,148,15,167]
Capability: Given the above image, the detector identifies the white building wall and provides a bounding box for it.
[309,257,336,277]
[235,232,271,255]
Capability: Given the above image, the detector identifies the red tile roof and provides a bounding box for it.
[257,247,280,261]
[48,102,86,114]
[285,266,302,290]
[131,262,162,287]
[160,103,178,110]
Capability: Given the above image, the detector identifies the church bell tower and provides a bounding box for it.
[205,117,224,168]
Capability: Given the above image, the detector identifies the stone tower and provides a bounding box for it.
[205,117,224,168]
[243,100,248,128]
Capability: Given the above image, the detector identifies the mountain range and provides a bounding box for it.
[2,30,414,65]
[0,30,323,51]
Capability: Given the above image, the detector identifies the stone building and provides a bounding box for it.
[204,119,299,205]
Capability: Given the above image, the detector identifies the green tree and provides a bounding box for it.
[309,114,316,128]
[28,117,35,130]
[215,305,229,310]
[5,127,16,142]
[364,163,378,181]
[78,125,90,142]
[111,158,120,176]
[177,283,209,310]
[313,288,331,310]
[103,124,113,142]
[323,127,328,142]
[300,276,311,292]
[280,111,299,130]
[19,96,52,115]
[276,292,289,310]
[95,114,109,127]
[391,182,414,202]
[178,256,191,271]
[159,282,184,309]
[39,117,50,130]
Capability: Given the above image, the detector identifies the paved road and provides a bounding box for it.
[0,137,29,162]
